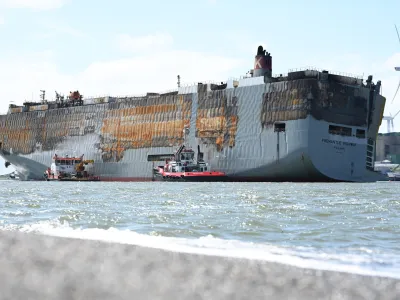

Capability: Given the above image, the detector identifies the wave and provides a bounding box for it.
[1,219,400,280]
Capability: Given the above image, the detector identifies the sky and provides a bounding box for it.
[0,0,400,174]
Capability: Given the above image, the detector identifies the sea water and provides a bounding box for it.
[1,180,399,279]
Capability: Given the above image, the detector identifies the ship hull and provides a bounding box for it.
[45,178,100,182]
[0,116,386,182]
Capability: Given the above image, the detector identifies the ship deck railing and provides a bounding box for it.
[6,66,366,112]
[288,67,363,80]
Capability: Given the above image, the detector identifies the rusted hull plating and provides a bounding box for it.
[0,71,386,182]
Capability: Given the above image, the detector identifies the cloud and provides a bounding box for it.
[48,23,84,37]
[0,32,243,119]
[384,53,400,72]
[0,0,66,10]
[1,31,400,134]
[116,33,173,53]
[80,50,243,93]
[34,21,85,38]
[0,16,4,25]
[223,30,267,56]
[0,46,244,115]
[377,53,400,117]
[29,23,84,40]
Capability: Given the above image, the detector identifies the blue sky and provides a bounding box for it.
[0,0,400,174]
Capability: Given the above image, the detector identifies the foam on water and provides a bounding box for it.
[2,181,400,280]
[2,219,400,280]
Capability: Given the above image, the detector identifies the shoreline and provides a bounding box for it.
[0,231,399,299]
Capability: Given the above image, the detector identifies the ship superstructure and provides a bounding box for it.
[0,46,386,182]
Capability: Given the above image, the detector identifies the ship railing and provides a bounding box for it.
[288,67,363,80]
[231,74,291,80]
[272,73,288,78]
[178,80,225,87]
[84,88,180,100]
[43,87,182,102]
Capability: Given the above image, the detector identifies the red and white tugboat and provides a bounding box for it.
[43,154,100,181]
[151,145,226,182]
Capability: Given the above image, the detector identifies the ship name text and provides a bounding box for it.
[321,138,356,147]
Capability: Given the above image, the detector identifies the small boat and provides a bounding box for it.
[387,172,400,181]
[150,145,227,182]
[9,172,19,180]
[43,154,100,181]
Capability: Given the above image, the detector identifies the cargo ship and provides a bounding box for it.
[0,46,387,182]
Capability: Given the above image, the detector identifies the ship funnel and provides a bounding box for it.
[253,45,272,79]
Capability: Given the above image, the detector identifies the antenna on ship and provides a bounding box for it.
[391,24,400,104]
[183,126,190,146]
[177,75,181,88]
[40,90,46,104]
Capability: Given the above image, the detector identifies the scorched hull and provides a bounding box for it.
[0,47,386,182]
[0,116,386,183]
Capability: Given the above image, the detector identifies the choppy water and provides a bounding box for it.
[1,180,399,278]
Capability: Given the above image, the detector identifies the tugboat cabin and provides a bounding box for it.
[44,154,98,181]
[168,148,208,173]
[51,154,85,177]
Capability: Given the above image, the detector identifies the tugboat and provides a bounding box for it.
[150,145,227,182]
[43,154,100,181]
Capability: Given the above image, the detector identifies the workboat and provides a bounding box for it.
[149,144,226,182]
[43,154,100,181]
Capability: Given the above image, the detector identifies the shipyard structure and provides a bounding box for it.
[375,132,400,163]
[0,46,387,182]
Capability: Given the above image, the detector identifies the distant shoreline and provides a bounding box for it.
[0,174,12,180]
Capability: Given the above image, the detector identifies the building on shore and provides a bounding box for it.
[375,132,400,163]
